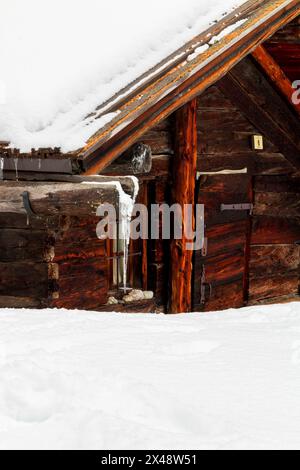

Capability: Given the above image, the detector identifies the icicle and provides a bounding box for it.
[0,157,4,180]
[119,191,135,293]
[14,158,19,181]
[86,178,139,293]
[116,177,139,293]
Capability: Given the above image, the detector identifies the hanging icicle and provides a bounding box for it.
[117,176,139,293]
[0,157,4,180]
[14,158,19,181]
[90,177,139,293]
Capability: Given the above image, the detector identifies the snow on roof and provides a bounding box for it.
[0,0,247,153]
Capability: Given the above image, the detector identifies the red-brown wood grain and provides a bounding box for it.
[169,99,198,314]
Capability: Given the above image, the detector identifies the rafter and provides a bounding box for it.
[252,44,300,117]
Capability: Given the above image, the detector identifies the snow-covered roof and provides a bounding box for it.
[1,0,299,164]
[0,0,250,153]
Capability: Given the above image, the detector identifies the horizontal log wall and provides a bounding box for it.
[0,212,109,310]
[249,175,300,304]
[0,213,58,308]
[50,215,108,310]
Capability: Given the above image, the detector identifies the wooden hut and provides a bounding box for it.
[1,0,300,313]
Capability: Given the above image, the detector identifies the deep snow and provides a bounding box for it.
[1,303,300,450]
[0,0,246,152]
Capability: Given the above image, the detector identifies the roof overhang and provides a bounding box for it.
[79,0,300,175]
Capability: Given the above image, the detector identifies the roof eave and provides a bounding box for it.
[81,0,300,175]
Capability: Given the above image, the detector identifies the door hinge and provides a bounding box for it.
[221,203,253,214]
[201,237,208,257]
[200,266,213,305]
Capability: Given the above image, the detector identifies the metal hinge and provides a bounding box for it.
[200,266,213,305]
[201,237,208,257]
[22,191,41,219]
[221,203,253,214]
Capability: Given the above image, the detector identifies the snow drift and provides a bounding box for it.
[1,303,300,450]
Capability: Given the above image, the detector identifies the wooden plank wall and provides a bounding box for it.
[134,80,300,310]
[249,16,300,304]
[197,85,299,307]
[249,176,300,304]
[0,213,58,308]
[50,216,108,310]
[193,174,252,312]
[0,213,108,310]
[197,85,294,175]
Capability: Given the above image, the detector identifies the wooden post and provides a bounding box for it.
[168,99,198,314]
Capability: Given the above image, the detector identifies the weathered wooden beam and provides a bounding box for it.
[0,296,46,309]
[219,58,300,170]
[252,44,300,117]
[1,174,136,197]
[1,157,74,175]
[168,99,197,314]
[251,216,300,244]
[102,144,152,176]
[0,228,53,262]
[0,262,49,297]
[254,192,300,217]
[0,181,122,217]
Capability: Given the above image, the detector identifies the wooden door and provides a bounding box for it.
[193,174,253,312]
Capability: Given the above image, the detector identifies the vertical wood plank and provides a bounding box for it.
[168,99,198,313]
[243,177,254,304]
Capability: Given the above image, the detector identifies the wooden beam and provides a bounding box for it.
[252,44,300,117]
[219,58,300,170]
[0,174,137,196]
[102,144,152,176]
[168,99,197,314]
[1,157,73,175]
[0,181,122,217]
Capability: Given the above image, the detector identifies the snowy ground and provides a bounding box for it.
[1,303,300,450]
